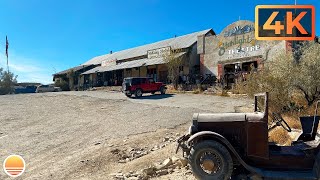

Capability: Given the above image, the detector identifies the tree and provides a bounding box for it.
[163,48,184,89]
[237,42,320,110]
[293,42,320,106]
[54,79,69,91]
[66,69,76,90]
[0,68,18,95]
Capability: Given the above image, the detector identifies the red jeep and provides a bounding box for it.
[122,77,166,98]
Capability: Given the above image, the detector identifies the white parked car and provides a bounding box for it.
[36,85,61,93]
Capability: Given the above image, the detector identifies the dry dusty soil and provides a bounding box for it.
[0,91,251,180]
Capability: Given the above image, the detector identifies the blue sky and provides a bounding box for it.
[0,0,318,84]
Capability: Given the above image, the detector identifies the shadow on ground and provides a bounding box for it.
[135,94,174,100]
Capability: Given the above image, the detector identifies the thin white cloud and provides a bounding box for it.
[9,63,42,73]
[0,52,54,84]
[18,73,53,84]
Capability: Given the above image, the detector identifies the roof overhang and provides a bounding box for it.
[81,52,186,75]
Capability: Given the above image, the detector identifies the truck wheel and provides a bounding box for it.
[189,140,233,180]
[134,89,143,98]
[160,86,166,94]
[125,93,132,97]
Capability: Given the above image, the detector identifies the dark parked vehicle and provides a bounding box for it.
[177,92,320,180]
[14,85,37,94]
[36,85,61,93]
[122,77,166,98]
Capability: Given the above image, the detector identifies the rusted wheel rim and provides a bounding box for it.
[199,151,222,174]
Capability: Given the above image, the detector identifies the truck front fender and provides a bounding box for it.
[187,131,262,175]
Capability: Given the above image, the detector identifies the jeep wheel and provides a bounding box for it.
[160,86,166,94]
[125,93,132,97]
[134,89,143,98]
[189,140,233,180]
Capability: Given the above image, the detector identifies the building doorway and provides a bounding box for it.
[147,68,156,80]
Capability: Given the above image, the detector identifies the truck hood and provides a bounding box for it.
[194,112,264,123]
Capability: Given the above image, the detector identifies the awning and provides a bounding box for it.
[53,65,92,76]
[81,52,185,75]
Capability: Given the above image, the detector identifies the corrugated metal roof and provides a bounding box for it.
[82,52,185,75]
[53,65,92,76]
[82,54,112,65]
[82,29,212,66]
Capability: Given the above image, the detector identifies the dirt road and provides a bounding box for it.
[0,91,251,179]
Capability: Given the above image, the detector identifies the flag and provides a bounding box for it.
[6,36,9,58]
[4,36,9,72]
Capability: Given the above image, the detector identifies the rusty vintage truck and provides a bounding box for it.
[177,92,320,180]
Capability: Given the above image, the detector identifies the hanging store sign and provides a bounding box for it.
[147,46,171,59]
[101,59,116,67]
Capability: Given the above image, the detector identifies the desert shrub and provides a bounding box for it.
[0,68,17,95]
[237,42,320,113]
[163,48,184,90]
[55,80,69,91]
[220,90,229,97]
[193,88,202,94]
[66,70,76,90]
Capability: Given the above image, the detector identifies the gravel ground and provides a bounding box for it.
[0,91,251,179]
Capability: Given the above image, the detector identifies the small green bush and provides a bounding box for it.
[55,80,69,91]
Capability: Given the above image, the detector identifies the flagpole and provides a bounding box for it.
[7,55,9,73]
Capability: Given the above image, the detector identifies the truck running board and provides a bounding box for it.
[261,170,316,180]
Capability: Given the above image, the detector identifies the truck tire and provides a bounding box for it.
[125,93,132,97]
[134,89,143,98]
[160,86,166,95]
[189,140,233,180]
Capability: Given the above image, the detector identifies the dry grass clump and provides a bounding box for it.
[269,127,292,145]
[165,84,176,93]
[232,81,247,94]
[193,88,202,94]
[219,90,230,97]
[282,114,302,130]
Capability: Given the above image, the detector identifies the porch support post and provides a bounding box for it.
[156,64,158,81]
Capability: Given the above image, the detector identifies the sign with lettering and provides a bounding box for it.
[101,59,116,67]
[224,24,254,37]
[200,20,283,76]
[147,46,171,59]
[216,21,263,60]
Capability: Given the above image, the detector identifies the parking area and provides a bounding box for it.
[0,91,251,179]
